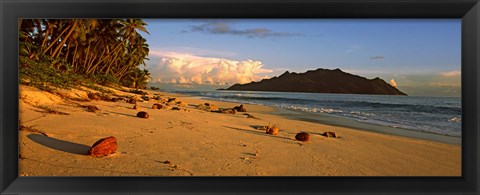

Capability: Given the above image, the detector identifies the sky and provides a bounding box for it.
[140,19,461,97]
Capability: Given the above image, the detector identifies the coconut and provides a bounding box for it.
[128,98,137,104]
[136,111,149,119]
[295,132,311,142]
[88,136,117,157]
[265,124,280,135]
[322,131,338,138]
[152,103,163,109]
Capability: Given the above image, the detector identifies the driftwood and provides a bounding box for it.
[212,108,236,114]
[19,125,48,136]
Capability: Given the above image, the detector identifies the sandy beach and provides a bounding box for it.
[18,85,461,176]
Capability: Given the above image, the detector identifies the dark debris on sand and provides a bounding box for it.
[19,125,48,136]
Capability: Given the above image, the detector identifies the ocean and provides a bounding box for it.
[161,89,462,138]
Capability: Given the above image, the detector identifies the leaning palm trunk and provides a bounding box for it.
[41,23,71,55]
[51,21,78,59]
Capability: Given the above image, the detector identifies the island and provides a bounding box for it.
[224,68,407,95]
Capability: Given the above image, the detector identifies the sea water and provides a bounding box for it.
[162,89,462,137]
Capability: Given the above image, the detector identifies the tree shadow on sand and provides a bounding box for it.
[27,134,91,155]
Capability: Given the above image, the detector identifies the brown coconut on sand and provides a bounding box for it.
[295,132,311,142]
[152,103,163,109]
[258,124,279,135]
[137,111,149,119]
[128,98,137,104]
[88,136,117,157]
[323,131,339,138]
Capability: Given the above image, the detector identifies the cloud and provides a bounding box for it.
[429,82,460,87]
[389,79,397,87]
[440,70,461,77]
[184,21,302,38]
[370,56,385,60]
[147,51,273,85]
[153,47,237,58]
[342,69,386,75]
[345,45,360,53]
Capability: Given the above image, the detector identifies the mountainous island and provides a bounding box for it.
[224,68,407,95]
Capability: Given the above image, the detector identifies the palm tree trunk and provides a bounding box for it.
[85,52,99,74]
[41,29,50,48]
[42,22,72,55]
[103,51,121,76]
[65,46,70,61]
[52,21,77,59]
[72,44,78,72]
[86,48,111,75]
[115,64,131,79]
[83,43,91,71]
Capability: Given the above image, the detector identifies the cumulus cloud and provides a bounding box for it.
[370,56,385,60]
[184,21,302,38]
[389,79,397,87]
[147,51,273,85]
[440,70,461,77]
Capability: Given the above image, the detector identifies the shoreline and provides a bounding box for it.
[273,108,461,145]
[161,90,461,145]
[19,85,461,176]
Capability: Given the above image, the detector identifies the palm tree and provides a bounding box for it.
[20,19,151,88]
[124,68,151,89]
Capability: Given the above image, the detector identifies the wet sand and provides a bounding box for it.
[275,108,461,145]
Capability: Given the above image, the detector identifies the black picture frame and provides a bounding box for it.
[1,0,479,194]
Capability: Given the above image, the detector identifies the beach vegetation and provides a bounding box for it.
[19,19,151,90]
[20,56,83,91]
[122,68,151,89]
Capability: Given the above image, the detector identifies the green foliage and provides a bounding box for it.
[93,74,120,86]
[19,40,40,61]
[20,54,117,94]
[20,56,84,90]
[121,68,151,89]
[19,19,151,90]
[84,82,112,94]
